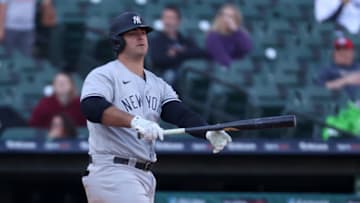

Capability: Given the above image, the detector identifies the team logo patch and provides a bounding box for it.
[132,16,142,24]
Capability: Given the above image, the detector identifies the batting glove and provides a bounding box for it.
[131,116,164,141]
[206,130,232,153]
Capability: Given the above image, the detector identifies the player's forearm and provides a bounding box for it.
[161,101,207,139]
[81,96,133,127]
[101,106,133,127]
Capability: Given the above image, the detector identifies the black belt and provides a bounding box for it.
[89,156,154,171]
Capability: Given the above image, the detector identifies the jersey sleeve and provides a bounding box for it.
[81,69,114,102]
[160,79,181,106]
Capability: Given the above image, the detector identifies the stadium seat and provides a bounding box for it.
[187,3,214,19]
[77,127,89,139]
[247,86,286,117]
[286,87,348,117]
[55,0,81,23]
[181,17,201,33]
[10,80,45,119]
[1,127,45,140]
[231,58,254,73]
[283,86,349,138]
[271,4,303,20]
[0,62,16,85]
[244,0,272,9]
[219,87,250,119]
[241,4,262,21]
[178,61,212,115]
[268,20,292,34]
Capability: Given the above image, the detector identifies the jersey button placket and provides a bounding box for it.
[145,83,156,161]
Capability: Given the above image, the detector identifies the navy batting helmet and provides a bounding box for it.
[109,12,153,55]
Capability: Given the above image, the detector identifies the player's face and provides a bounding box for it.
[162,9,180,33]
[123,28,148,57]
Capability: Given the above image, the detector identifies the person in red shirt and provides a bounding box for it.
[29,72,86,128]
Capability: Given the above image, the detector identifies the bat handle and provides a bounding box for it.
[163,128,185,135]
[138,128,186,138]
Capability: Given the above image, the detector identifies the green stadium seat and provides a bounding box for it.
[268,20,292,34]
[100,0,125,18]
[55,0,81,23]
[183,72,210,103]
[0,63,16,85]
[252,69,272,87]
[241,4,261,21]
[0,45,6,57]
[12,52,37,73]
[289,46,315,62]
[219,87,250,120]
[77,127,89,139]
[72,73,84,92]
[0,86,15,106]
[1,127,45,140]
[287,0,314,8]
[143,2,163,20]
[10,81,45,119]
[188,3,214,19]
[231,58,254,73]
[85,16,110,34]
[247,86,286,117]
[178,61,212,115]
[286,87,348,116]
[271,4,303,20]
[245,0,272,8]
[283,86,349,138]
[157,0,183,6]
[267,67,300,88]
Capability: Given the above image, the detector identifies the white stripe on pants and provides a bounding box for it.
[82,155,156,203]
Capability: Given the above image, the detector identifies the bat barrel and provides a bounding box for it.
[184,115,296,134]
[251,115,296,129]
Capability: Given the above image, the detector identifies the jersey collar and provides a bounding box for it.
[115,60,148,83]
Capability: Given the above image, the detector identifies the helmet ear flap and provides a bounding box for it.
[111,35,126,56]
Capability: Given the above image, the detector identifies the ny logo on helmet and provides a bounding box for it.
[132,16,142,25]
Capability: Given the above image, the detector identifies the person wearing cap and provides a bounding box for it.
[317,37,360,99]
[80,12,232,203]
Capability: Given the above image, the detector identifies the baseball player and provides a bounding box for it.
[80,11,232,203]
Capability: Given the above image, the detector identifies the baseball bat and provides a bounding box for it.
[163,115,296,135]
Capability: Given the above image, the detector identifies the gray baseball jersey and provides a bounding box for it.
[81,60,180,162]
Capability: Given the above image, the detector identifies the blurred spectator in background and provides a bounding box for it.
[150,5,207,84]
[29,72,86,128]
[0,0,56,56]
[48,113,77,140]
[35,0,57,59]
[315,0,360,34]
[206,4,252,68]
[317,37,360,100]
